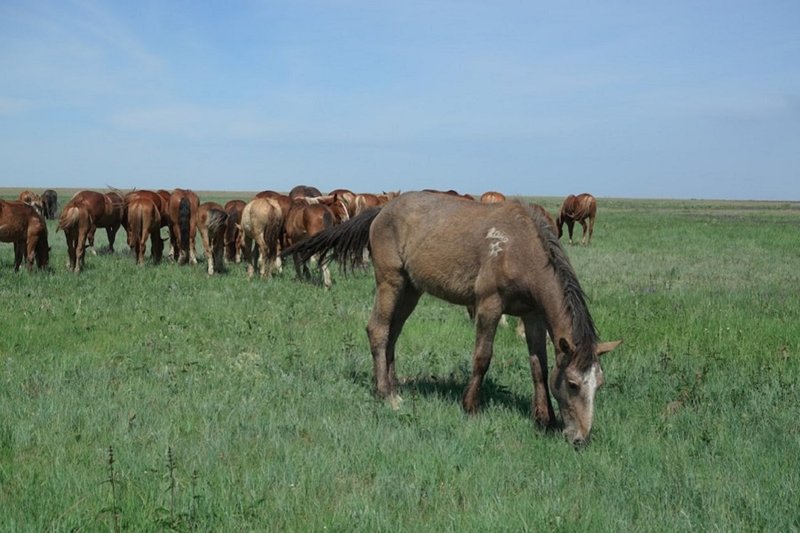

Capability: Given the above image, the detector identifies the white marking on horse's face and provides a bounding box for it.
[551,362,603,445]
[486,227,509,257]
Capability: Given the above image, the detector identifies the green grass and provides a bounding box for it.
[1,192,799,530]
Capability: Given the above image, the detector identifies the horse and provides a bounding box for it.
[197,202,229,275]
[125,197,163,266]
[0,200,49,272]
[223,199,246,263]
[168,188,200,264]
[41,189,58,219]
[284,201,337,288]
[353,191,400,216]
[240,197,283,278]
[58,199,93,273]
[289,185,322,200]
[69,190,124,253]
[328,188,356,213]
[18,190,45,218]
[556,193,597,245]
[281,191,621,445]
[480,191,506,203]
[423,189,475,201]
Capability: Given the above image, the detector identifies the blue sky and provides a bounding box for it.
[1,1,798,200]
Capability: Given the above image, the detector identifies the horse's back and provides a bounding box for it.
[373,192,542,304]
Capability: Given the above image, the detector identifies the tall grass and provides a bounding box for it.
[1,192,798,530]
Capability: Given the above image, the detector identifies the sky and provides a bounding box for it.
[1,1,798,200]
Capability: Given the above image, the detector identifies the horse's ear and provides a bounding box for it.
[596,340,622,356]
[556,338,574,367]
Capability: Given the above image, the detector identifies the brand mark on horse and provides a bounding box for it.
[486,227,509,257]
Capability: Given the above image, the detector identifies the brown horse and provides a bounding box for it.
[289,184,322,200]
[58,199,93,273]
[41,189,58,219]
[480,191,506,203]
[197,202,228,275]
[241,197,283,278]
[556,193,597,245]
[353,191,400,216]
[328,188,356,213]
[168,188,200,264]
[0,200,49,272]
[69,190,124,253]
[19,191,45,218]
[282,191,621,445]
[284,201,337,288]
[223,199,246,263]
[126,197,163,265]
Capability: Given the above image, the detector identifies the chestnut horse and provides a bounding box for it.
[0,200,49,272]
[197,202,228,275]
[58,199,93,273]
[19,191,45,218]
[289,184,322,200]
[223,199,246,263]
[168,188,200,264]
[69,190,124,253]
[556,193,597,245]
[282,191,621,445]
[480,191,506,203]
[241,197,283,278]
[284,201,337,288]
[126,197,163,265]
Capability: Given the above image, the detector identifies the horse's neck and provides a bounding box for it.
[537,280,574,346]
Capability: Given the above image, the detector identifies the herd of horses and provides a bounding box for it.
[2,186,613,445]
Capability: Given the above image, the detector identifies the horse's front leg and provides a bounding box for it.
[521,314,556,429]
[579,220,588,245]
[13,241,24,272]
[106,225,118,253]
[463,297,502,413]
[189,224,198,265]
[87,225,98,255]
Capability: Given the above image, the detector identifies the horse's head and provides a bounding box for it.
[551,338,622,446]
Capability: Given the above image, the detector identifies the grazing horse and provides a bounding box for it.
[284,202,337,288]
[168,189,200,264]
[289,185,322,200]
[18,191,45,218]
[58,199,93,273]
[480,191,506,203]
[69,190,124,253]
[223,199,246,263]
[126,197,163,265]
[241,197,283,278]
[282,191,621,445]
[353,191,401,216]
[197,202,229,275]
[556,193,597,245]
[0,200,49,272]
[328,188,356,213]
[41,189,58,219]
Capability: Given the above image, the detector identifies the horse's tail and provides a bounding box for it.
[262,207,283,265]
[206,207,228,236]
[179,197,191,252]
[281,206,380,272]
[128,203,143,248]
[57,205,80,233]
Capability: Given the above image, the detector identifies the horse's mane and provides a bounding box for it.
[526,205,598,370]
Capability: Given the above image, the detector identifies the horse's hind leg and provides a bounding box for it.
[367,277,421,405]
[106,225,118,253]
[586,216,595,244]
[566,220,575,245]
[462,296,503,413]
[521,314,556,429]
[579,219,588,245]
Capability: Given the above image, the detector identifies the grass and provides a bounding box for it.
[1,190,799,530]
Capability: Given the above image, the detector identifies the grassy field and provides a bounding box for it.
[1,189,799,531]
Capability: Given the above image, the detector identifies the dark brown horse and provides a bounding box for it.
[197,201,228,275]
[69,190,124,253]
[556,193,597,245]
[126,197,163,265]
[41,189,58,220]
[58,199,93,273]
[223,199,246,263]
[289,184,322,200]
[0,200,49,271]
[168,188,200,264]
[282,191,621,445]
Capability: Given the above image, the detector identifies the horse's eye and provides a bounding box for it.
[567,380,580,391]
